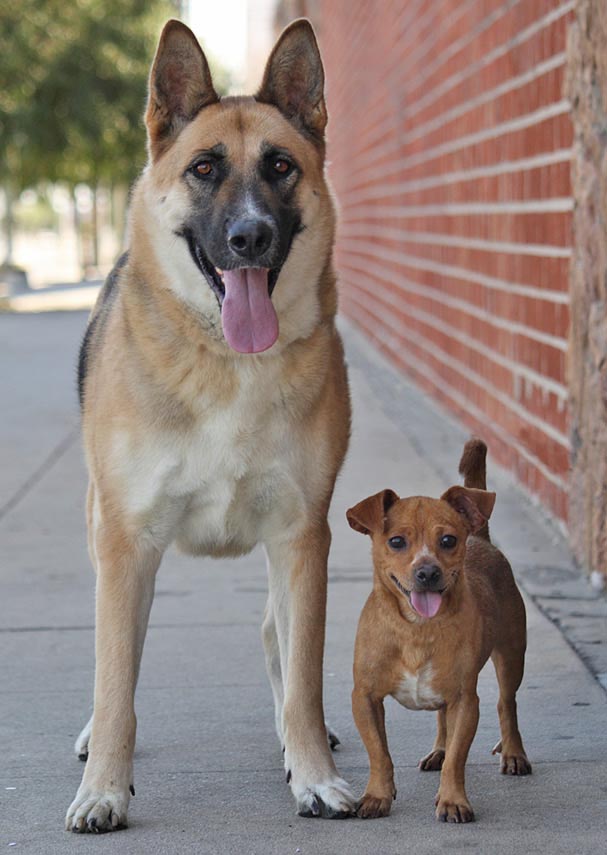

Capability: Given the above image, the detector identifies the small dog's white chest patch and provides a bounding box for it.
[393,664,443,711]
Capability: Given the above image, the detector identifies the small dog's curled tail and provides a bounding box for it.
[459,438,491,541]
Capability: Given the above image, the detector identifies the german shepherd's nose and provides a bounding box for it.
[227,218,273,261]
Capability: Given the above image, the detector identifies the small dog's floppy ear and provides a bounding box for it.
[441,486,496,533]
[346,489,400,536]
[256,19,327,145]
[146,20,219,160]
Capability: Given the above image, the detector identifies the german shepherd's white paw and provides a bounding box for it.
[65,785,131,833]
[287,767,355,819]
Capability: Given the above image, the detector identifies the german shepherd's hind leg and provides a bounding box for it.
[261,591,341,753]
[261,595,285,746]
[491,642,532,776]
[74,713,93,761]
[265,525,355,818]
[73,483,97,763]
[66,515,161,833]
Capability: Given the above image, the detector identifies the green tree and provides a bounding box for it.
[1,0,175,186]
[0,1,232,269]
[0,0,173,265]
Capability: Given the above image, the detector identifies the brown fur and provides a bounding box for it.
[66,19,355,833]
[348,440,531,823]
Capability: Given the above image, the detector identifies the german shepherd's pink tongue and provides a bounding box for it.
[410,591,442,618]
[221,268,279,353]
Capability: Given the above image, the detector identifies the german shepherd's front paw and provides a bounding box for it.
[288,767,355,818]
[65,784,130,833]
[356,792,393,819]
[492,740,532,775]
[435,793,475,823]
[284,741,355,818]
[419,748,445,771]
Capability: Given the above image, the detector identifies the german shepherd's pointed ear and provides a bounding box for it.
[441,486,496,534]
[346,489,400,536]
[256,19,327,145]
[146,20,219,160]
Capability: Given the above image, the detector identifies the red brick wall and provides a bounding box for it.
[316,0,574,521]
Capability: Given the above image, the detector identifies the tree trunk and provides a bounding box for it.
[91,183,99,270]
[72,186,85,281]
[3,183,15,266]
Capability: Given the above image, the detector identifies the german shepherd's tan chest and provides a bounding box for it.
[108,359,322,557]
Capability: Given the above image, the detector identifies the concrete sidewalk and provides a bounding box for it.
[1,310,606,854]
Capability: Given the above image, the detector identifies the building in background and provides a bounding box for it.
[186,0,275,91]
[267,0,606,586]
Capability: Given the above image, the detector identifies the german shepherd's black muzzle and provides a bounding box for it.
[180,188,301,353]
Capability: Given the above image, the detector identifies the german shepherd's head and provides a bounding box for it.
[132,19,335,355]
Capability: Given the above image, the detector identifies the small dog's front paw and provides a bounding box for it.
[356,792,393,819]
[435,793,474,823]
[500,753,532,775]
[65,786,130,833]
[492,741,532,775]
[419,748,445,771]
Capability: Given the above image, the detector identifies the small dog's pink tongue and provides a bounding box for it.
[221,268,278,353]
[410,591,442,618]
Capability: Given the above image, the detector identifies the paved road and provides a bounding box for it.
[1,310,606,854]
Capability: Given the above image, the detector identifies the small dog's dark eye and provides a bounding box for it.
[194,161,213,176]
[273,158,291,175]
[388,536,407,551]
[440,535,457,549]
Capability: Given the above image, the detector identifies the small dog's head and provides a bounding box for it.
[346,486,495,621]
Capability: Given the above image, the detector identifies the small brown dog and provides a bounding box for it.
[347,439,531,823]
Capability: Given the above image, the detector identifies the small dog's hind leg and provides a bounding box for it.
[419,707,446,771]
[491,644,532,775]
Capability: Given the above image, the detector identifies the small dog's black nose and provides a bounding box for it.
[414,564,443,588]
[227,219,273,260]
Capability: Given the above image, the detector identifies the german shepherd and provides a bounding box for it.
[66,19,354,832]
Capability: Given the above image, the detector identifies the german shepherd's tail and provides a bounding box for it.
[459,438,490,541]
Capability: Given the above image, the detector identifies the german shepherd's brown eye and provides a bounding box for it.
[273,158,291,175]
[440,534,457,549]
[195,161,213,176]
[388,535,407,551]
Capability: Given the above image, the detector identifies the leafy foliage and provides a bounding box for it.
[0,0,174,189]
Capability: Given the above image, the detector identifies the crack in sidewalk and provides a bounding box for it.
[0,427,80,522]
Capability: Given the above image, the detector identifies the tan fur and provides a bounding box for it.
[66,19,355,833]
[348,441,531,823]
